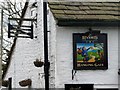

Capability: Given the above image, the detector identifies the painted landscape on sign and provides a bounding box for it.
[77,43,104,63]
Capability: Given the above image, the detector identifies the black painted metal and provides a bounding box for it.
[72,69,77,80]
[65,84,94,90]
[31,24,33,39]
[8,78,12,90]
[8,20,34,39]
[8,23,10,38]
[43,2,49,90]
[8,18,37,21]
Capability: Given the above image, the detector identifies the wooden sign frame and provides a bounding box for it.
[73,33,108,70]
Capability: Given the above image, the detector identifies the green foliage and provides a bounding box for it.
[77,54,84,61]
[77,50,104,61]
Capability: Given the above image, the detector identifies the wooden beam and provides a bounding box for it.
[8,18,37,21]
[57,19,120,27]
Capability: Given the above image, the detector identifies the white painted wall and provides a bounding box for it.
[48,11,57,88]
[118,29,120,89]
[3,1,119,89]
[4,1,45,88]
[55,26,118,89]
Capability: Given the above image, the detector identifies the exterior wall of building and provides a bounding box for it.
[118,30,120,89]
[3,1,119,89]
[48,11,57,88]
[4,1,45,88]
[55,26,118,89]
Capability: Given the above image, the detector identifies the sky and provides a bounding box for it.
[0,0,119,2]
[0,0,36,2]
[77,43,94,49]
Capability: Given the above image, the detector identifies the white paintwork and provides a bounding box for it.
[55,27,118,89]
[4,1,45,88]
[3,1,119,89]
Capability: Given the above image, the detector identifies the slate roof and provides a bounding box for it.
[48,2,120,26]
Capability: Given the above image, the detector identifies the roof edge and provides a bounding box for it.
[57,19,120,27]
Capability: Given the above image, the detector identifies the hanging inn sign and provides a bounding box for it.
[73,31,108,70]
[8,18,36,39]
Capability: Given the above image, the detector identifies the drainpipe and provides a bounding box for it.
[43,2,49,90]
[8,78,12,90]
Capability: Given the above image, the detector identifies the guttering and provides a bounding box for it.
[57,19,120,27]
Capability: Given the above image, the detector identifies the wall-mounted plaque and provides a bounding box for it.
[73,33,108,70]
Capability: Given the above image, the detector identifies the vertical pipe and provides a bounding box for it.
[0,9,3,87]
[43,2,49,90]
[8,78,12,90]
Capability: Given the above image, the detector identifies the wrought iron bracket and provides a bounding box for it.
[8,18,37,39]
[85,28,101,36]
[72,69,77,80]
[118,69,120,75]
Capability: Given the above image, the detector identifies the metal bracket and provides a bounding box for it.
[118,69,120,75]
[85,28,100,35]
[72,69,77,80]
[8,18,37,39]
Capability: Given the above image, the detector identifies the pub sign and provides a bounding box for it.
[73,33,108,70]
